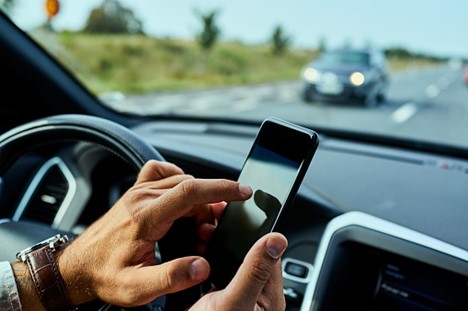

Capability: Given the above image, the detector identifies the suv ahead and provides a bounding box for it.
[301,48,389,107]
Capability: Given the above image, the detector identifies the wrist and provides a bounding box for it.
[15,234,78,311]
[12,260,46,311]
[56,245,97,306]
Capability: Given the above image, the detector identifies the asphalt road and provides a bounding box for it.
[105,65,468,149]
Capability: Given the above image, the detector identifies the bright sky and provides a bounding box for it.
[9,0,468,58]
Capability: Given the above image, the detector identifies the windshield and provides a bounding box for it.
[3,0,468,151]
[318,51,370,66]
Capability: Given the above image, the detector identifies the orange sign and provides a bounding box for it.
[45,0,60,19]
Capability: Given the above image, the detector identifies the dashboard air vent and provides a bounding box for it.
[13,157,74,226]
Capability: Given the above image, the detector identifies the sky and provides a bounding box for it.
[8,0,468,58]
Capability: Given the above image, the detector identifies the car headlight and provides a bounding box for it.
[349,71,365,86]
[303,67,320,83]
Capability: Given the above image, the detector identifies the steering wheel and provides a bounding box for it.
[0,114,195,310]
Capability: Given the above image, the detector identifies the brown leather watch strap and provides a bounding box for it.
[24,246,76,311]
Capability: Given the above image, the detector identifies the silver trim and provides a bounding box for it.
[13,157,75,222]
[52,159,77,227]
[282,257,314,283]
[0,218,11,225]
[11,157,91,231]
[300,211,468,311]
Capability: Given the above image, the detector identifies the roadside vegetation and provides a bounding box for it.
[37,31,443,95]
[24,0,445,95]
[39,32,317,94]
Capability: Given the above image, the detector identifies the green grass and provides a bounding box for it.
[386,57,441,72]
[43,32,318,94]
[31,32,441,95]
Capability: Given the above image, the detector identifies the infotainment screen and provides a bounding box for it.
[373,254,468,310]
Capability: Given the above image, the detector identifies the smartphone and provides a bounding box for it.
[205,117,319,289]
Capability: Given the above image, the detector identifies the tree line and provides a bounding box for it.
[82,0,291,55]
[80,1,442,60]
[2,0,446,61]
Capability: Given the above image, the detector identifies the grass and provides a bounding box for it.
[41,32,318,94]
[386,57,442,72]
[30,31,440,95]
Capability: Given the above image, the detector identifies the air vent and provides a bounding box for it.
[13,157,75,226]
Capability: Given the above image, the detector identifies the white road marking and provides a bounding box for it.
[437,76,450,90]
[391,102,418,123]
[425,84,440,98]
[231,97,260,112]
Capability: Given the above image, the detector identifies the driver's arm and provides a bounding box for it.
[5,160,287,311]
[10,260,45,311]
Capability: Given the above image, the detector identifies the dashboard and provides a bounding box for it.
[2,119,468,310]
[134,120,468,310]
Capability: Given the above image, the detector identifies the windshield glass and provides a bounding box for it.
[319,51,370,66]
[3,0,467,150]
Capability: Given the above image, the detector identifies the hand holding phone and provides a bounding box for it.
[205,117,319,289]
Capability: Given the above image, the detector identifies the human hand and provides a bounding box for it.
[190,232,288,311]
[56,160,253,307]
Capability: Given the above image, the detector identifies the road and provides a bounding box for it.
[104,65,468,149]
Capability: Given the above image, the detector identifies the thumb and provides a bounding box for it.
[225,233,288,306]
[124,256,210,305]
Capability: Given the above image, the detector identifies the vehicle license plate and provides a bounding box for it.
[317,82,343,95]
[317,72,343,95]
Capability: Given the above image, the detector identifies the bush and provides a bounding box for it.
[271,25,291,56]
[83,0,143,34]
[195,9,220,50]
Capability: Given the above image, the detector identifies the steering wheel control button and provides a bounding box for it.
[282,258,314,283]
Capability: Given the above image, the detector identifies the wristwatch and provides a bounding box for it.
[16,234,76,311]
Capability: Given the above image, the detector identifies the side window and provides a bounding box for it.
[375,52,381,65]
[378,52,388,70]
[372,51,385,69]
[369,52,378,67]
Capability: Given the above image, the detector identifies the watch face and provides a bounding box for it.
[16,234,69,261]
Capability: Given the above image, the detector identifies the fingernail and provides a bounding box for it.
[265,237,287,259]
[238,183,252,196]
[190,259,206,282]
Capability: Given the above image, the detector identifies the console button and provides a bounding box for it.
[285,262,308,278]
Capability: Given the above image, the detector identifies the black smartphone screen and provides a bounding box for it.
[205,117,319,289]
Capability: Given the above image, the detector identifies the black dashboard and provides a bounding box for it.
[131,120,468,249]
[2,119,468,310]
[131,120,468,310]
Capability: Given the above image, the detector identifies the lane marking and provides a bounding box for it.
[437,76,450,90]
[391,102,418,123]
[425,84,440,98]
[231,98,259,112]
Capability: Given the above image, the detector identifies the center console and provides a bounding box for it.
[301,212,468,311]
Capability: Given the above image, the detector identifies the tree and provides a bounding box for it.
[384,47,412,59]
[195,9,220,50]
[83,0,143,34]
[271,25,291,56]
[318,36,327,53]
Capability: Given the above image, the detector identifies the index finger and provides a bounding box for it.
[135,160,185,184]
[143,179,252,225]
